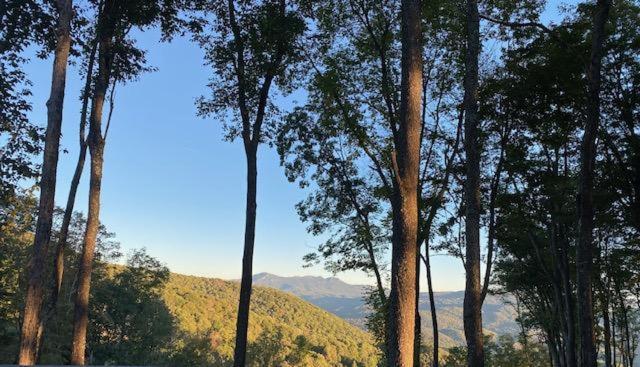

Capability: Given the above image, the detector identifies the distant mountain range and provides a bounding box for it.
[253,272,519,348]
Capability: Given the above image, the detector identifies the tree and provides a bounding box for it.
[70,0,173,362]
[385,0,423,365]
[37,19,99,359]
[462,0,484,365]
[18,1,73,364]
[193,1,305,365]
[484,3,640,366]
[576,1,611,365]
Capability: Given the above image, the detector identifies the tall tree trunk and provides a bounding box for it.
[233,148,257,367]
[576,1,611,366]
[17,1,73,364]
[617,288,633,367]
[387,0,423,365]
[612,305,617,367]
[414,248,421,367]
[70,139,104,366]
[35,37,98,361]
[463,0,484,366]
[70,13,113,361]
[424,241,439,367]
[558,228,577,367]
[602,289,612,367]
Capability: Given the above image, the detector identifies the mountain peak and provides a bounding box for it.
[252,273,366,298]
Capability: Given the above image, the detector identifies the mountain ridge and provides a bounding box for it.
[251,272,519,348]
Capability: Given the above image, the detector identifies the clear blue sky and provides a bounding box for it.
[22,1,572,291]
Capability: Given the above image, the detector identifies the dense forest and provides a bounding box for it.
[1,0,639,366]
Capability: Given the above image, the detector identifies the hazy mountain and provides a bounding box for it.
[252,272,366,298]
[253,273,519,348]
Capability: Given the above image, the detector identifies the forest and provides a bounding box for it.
[1,0,639,366]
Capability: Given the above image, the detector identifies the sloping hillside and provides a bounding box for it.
[253,273,519,349]
[162,273,380,366]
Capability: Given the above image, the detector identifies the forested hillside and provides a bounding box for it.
[163,273,380,366]
[0,199,377,366]
[254,273,518,349]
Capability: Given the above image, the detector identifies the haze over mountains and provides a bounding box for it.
[253,272,519,348]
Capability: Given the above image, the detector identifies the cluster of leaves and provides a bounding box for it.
[193,0,308,142]
[0,1,54,201]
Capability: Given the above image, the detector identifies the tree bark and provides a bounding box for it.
[386,0,422,366]
[17,1,73,364]
[463,0,484,366]
[35,37,98,361]
[233,147,258,367]
[71,5,113,360]
[576,1,611,366]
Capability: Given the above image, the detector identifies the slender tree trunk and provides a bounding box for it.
[558,231,577,367]
[424,241,439,367]
[51,38,97,306]
[549,336,561,367]
[463,0,484,366]
[576,1,611,366]
[617,289,633,367]
[233,148,258,367]
[17,1,73,364]
[612,306,617,367]
[70,140,104,365]
[70,15,112,361]
[414,247,421,367]
[387,0,423,365]
[367,243,386,303]
[603,290,613,367]
[35,37,98,361]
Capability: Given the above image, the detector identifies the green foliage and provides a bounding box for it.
[442,334,549,367]
[0,1,51,201]
[484,0,640,362]
[162,273,380,366]
[193,0,307,142]
[89,249,174,365]
[0,191,37,357]
[363,287,387,364]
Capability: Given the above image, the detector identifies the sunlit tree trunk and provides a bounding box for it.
[18,1,73,364]
[35,37,98,361]
[576,1,611,366]
[386,0,422,365]
[462,0,484,365]
[71,4,114,360]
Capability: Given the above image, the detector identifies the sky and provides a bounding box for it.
[20,1,573,292]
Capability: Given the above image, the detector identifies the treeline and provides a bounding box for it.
[1,0,639,367]
[0,196,379,366]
